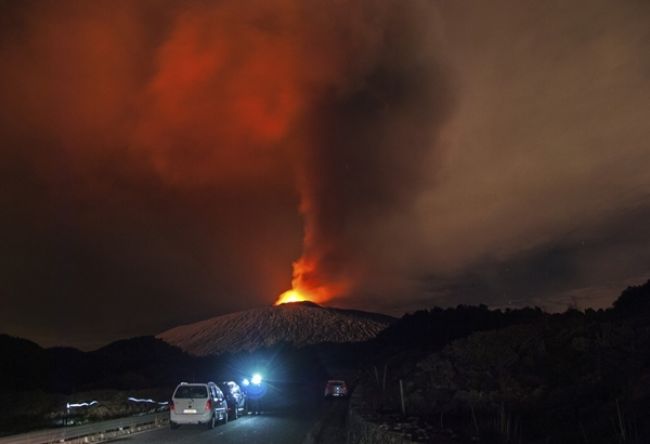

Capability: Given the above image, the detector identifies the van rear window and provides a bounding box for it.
[174,385,208,399]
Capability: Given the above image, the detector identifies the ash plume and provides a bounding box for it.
[1,0,648,347]
[289,2,455,302]
[0,0,454,345]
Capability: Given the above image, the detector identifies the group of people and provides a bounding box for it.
[242,373,266,415]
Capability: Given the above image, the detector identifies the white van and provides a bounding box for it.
[170,382,228,429]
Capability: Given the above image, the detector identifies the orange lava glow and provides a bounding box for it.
[274,289,310,305]
[274,256,348,306]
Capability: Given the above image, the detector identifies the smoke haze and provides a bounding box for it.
[0,0,648,348]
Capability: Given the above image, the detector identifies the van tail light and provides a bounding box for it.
[205,400,212,411]
[170,401,175,412]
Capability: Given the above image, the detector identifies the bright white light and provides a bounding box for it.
[66,401,98,409]
[242,378,250,386]
[127,397,168,405]
[128,397,155,403]
[252,373,262,385]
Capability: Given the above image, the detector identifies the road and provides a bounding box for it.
[117,400,349,444]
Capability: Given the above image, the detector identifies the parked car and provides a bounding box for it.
[218,381,246,419]
[324,380,348,398]
[170,382,228,429]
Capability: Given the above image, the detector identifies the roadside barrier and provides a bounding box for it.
[0,412,168,444]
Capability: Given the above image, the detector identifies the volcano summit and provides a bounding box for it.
[157,302,394,356]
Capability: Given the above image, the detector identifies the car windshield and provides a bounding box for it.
[174,385,208,399]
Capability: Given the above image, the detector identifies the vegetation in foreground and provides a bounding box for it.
[361,280,650,443]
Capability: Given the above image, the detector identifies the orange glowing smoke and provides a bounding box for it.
[1,0,366,309]
[275,256,349,305]
[132,3,311,187]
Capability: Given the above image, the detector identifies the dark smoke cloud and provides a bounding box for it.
[416,204,650,313]
[0,0,648,347]
[289,1,455,301]
[368,0,650,313]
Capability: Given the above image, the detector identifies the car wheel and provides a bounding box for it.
[170,421,179,430]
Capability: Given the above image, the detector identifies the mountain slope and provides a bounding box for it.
[157,301,395,356]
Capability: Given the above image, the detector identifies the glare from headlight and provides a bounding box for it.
[66,401,98,409]
[242,378,250,386]
[252,373,262,385]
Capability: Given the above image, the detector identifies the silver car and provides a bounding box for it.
[170,382,228,429]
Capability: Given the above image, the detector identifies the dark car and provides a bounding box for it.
[324,380,348,398]
[218,381,246,419]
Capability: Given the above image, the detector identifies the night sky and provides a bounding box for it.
[1,0,649,349]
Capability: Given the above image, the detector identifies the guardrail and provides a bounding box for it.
[0,412,168,444]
